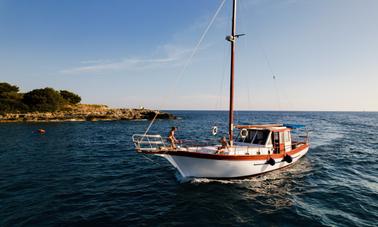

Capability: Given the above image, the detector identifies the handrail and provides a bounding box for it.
[132,134,166,152]
[132,134,220,152]
[131,133,299,155]
[132,134,163,139]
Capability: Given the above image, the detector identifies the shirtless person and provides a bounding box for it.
[167,127,178,149]
[217,136,229,154]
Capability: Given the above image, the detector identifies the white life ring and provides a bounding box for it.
[212,126,218,135]
[240,128,248,138]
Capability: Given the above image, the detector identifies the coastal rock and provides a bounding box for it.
[0,104,176,122]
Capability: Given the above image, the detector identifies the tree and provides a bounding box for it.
[22,88,65,112]
[0,82,19,94]
[0,82,25,114]
[0,83,84,113]
[0,99,28,114]
[60,90,81,104]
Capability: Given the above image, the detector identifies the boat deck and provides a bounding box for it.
[132,133,308,156]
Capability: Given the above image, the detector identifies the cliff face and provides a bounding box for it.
[0,104,175,122]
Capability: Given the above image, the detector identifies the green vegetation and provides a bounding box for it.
[0,83,28,113]
[22,88,65,112]
[0,83,19,93]
[0,82,81,114]
[60,90,81,104]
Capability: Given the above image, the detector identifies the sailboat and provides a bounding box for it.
[132,0,309,179]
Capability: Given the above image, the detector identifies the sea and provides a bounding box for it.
[0,111,377,226]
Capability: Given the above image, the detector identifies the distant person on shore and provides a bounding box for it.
[168,127,178,149]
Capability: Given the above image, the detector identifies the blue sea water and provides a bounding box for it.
[0,111,377,226]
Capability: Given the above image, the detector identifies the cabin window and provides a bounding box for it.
[279,132,285,144]
[284,131,291,143]
[238,129,270,145]
[266,133,272,146]
[238,130,253,143]
[246,130,257,143]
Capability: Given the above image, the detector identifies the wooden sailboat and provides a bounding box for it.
[132,0,309,179]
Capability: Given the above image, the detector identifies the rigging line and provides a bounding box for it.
[140,154,172,185]
[234,0,245,126]
[255,34,282,111]
[214,50,229,131]
[142,0,227,137]
[272,75,282,111]
[215,0,231,114]
[254,30,275,80]
[258,38,293,114]
[215,16,228,111]
[141,153,161,166]
[141,0,226,140]
[141,110,160,141]
[214,44,228,114]
[239,0,253,114]
[257,42,295,116]
[173,0,227,88]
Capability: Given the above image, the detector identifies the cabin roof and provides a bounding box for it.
[236,124,289,131]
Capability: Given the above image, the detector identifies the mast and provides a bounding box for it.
[228,0,237,146]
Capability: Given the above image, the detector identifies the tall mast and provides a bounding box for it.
[228,0,237,146]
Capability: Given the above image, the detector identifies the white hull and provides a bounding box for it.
[157,147,309,179]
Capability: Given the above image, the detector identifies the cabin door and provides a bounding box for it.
[284,131,292,152]
[273,132,279,153]
[279,132,285,153]
[273,132,285,154]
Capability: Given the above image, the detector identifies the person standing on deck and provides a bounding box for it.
[167,127,178,149]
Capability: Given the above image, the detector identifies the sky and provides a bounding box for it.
[0,0,377,111]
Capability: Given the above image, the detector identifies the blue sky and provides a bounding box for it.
[0,0,377,111]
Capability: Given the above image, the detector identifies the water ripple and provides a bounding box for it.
[0,112,377,226]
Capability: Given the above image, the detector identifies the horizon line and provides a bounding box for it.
[159,109,378,113]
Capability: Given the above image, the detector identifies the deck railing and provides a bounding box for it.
[132,132,309,154]
[132,134,166,152]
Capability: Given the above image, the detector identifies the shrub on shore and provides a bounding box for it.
[0,82,81,114]
[0,83,28,113]
[0,83,19,94]
[22,88,65,112]
[60,90,81,104]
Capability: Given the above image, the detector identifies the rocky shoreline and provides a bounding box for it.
[0,104,175,122]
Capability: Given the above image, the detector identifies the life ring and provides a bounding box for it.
[240,128,248,139]
[212,126,218,135]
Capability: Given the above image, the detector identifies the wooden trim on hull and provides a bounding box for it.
[141,144,309,161]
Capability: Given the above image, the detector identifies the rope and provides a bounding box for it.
[141,153,161,166]
[141,110,160,141]
[141,0,227,138]
[255,33,293,122]
[254,34,283,111]
[272,75,282,110]
[214,0,230,129]
[214,24,228,111]
[174,0,227,85]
